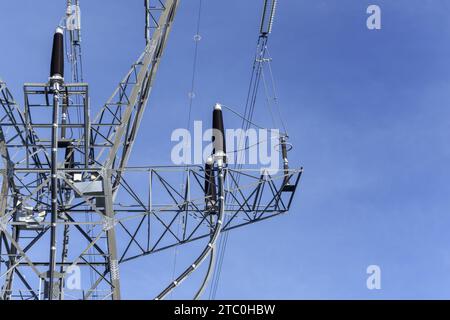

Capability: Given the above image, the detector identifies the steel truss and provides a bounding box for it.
[0,0,302,300]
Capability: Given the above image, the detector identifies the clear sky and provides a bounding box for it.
[1,0,450,299]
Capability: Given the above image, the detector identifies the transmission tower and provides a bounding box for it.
[0,0,302,300]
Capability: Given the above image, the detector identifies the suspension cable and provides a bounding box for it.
[170,0,203,299]
[210,36,266,300]
[155,163,225,300]
[210,0,285,300]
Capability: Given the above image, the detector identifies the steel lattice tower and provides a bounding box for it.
[0,0,302,300]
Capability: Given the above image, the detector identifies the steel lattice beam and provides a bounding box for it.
[0,0,303,300]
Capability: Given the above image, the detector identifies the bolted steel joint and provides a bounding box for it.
[102,216,117,231]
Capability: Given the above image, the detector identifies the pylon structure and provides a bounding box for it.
[0,0,302,300]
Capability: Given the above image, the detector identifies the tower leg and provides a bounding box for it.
[103,169,121,300]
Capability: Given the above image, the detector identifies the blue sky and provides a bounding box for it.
[2,0,450,299]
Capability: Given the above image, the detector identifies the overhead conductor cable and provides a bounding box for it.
[210,0,280,299]
[155,103,226,300]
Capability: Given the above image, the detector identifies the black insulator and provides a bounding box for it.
[281,138,288,161]
[50,28,64,79]
[204,157,217,211]
[64,144,75,170]
[212,103,226,161]
[260,0,277,36]
[280,136,291,187]
[64,143,75,185]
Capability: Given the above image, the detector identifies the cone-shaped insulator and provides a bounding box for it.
[280,136,291,186]
[64,144,75,183]
[204,156,217,210]
[64,144,75,169]
[281,137,288,161]
[212,103,226,162]
[50,27,64,79]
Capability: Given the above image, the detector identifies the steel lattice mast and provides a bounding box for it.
[0,0,302,300]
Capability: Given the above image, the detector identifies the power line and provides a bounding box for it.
[171,0,204,299]
[210,0,284,300]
